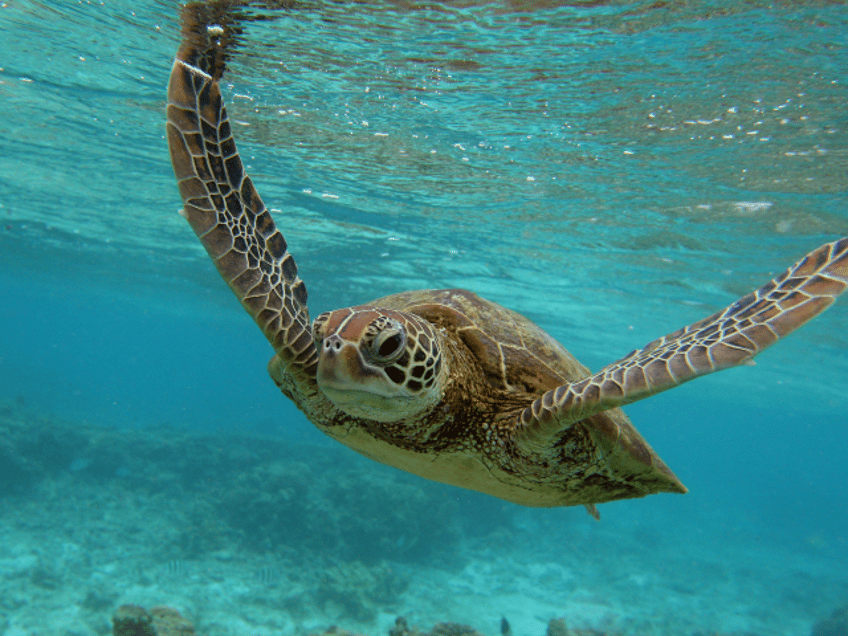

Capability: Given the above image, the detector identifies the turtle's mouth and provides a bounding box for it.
[320,384,413,422]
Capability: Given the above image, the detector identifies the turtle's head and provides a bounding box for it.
[312,307,446,422]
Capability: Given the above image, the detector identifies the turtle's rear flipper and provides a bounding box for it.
[517,237,848,441]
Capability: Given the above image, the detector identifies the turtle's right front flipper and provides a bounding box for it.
[166,4,318,378]
[517,237,848,446]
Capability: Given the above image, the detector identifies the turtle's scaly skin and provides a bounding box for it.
[166,4,848,513]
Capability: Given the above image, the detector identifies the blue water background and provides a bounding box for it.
[1,0,847,629]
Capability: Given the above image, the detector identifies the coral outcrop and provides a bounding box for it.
[545,617,608,636]
[0,399,507,568]
[111,604,194,636]
[387,616,612,636]
[811,602,848,636]
[388,616,490,636]
[316,561,407,621]
[111,605,156,636]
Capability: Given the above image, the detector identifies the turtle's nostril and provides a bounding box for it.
[323,335,343,352]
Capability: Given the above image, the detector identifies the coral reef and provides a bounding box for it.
[0,400,88,494]
[111,605,155,636]
[0,400,506,567]
[111,604,195,636]
[427,623,485,636]
[387,616,484,636]
[545,617,608,636]
[309,627,370,636]
[2,398,837,636]
[150,606,196,636]
[811,602,848,636]
[316,561,408,621]
[387,616,611,636]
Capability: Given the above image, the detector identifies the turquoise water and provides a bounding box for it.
[1,1,847,634]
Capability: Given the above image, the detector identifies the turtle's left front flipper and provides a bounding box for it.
[166,3,318,379]
[516,237,848,445]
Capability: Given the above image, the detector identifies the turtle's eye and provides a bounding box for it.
[371,328,406,364]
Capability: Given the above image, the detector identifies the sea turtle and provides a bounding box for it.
[165,7,848,517]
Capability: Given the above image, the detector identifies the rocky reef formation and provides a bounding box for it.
[383,616,610,636]
[0,399,517,632]
[388,617,484,636]
[811,602,848,636]
[112,604,194,636]
[3,397,815,636]
[0,399,508,567]
[110,610,609,636]
[544,617,608,636]
[309,616,767,636]
[316,561,408,622]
